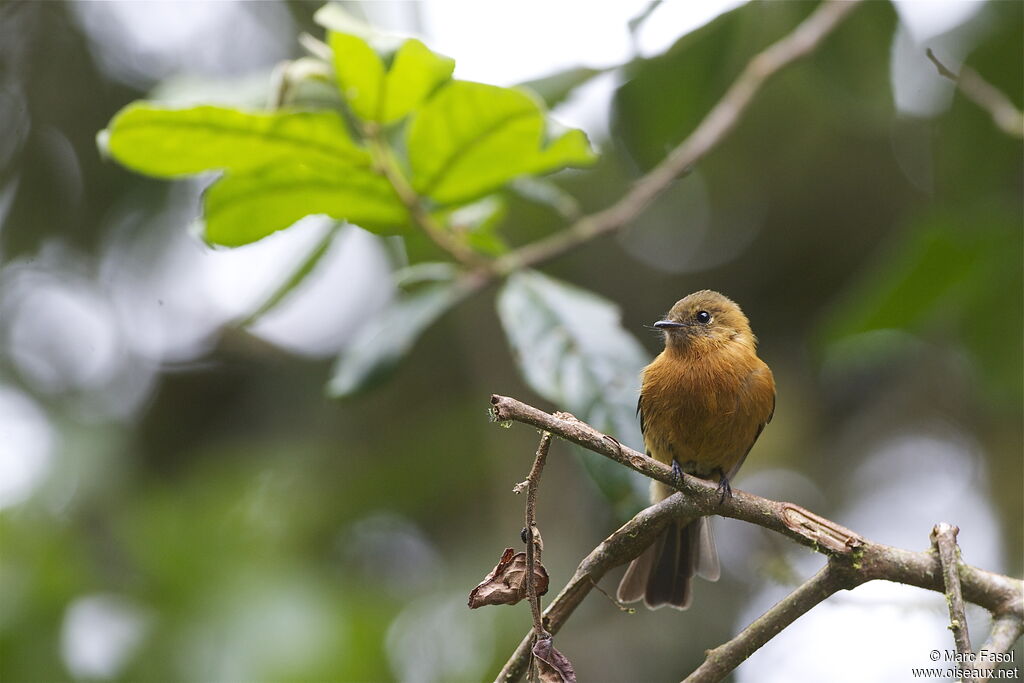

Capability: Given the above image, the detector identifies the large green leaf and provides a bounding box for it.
[202,164,407,246]
[103,103,367,176]
[330,32,386,122]
[327,281,467,397]
[330,32,454,125]
[497,270,648,506]
[380,39,455,124]
[407,81,596,205]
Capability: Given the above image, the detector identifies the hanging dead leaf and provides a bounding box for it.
[468,547,549,608]
[531,636,576,683]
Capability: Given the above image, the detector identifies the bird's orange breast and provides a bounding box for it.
[640,342,774,482]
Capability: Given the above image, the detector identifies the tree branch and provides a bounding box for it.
[524,432,552,640]
[364,0,865,286]
[976,614,1024,675]
[931,522,973,673]
[488,394,1024,682]
[682,562,850,683]
[926,48,1024,139]
[495,491,689,683]
[492,0,864,276]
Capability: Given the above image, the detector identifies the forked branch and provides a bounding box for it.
[489,395,1024,682]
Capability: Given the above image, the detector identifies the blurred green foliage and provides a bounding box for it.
[101,25,595,246]
[1,1,1021,682]
[497,270,648,510]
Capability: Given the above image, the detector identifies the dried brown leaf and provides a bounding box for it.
[531,636,576,683]
[468,547,549,608]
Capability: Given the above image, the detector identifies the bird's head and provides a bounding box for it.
[654,290,755,354]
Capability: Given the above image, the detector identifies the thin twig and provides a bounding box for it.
[488,394,1024,682]
[926,48,1024,139]
[931,522,974,674]
[492,0,863,276]
[364,0,864,281]
[976,614,1024,675]
[525,432,552,640]
[682,562,851,683]
[495,492,687,683]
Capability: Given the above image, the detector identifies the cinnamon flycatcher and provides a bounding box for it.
[617,290,775,609]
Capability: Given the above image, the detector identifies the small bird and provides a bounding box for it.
[617,290,775,610]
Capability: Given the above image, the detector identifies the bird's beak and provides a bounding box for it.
[654,320,686,329]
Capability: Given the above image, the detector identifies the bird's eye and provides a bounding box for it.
[696,310,712,324]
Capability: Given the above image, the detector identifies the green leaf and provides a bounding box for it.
[437,196,508,256]
[496,270,648,505]
[202,164,407,246]
[518,66,607,109]
[530,128,594,174]
[393,262,460,289]
[330,32,386,122]
[104,103,368,177]
[407,81,596,205]
[330,32,453,124]
[327,282,466,397]
[381,39,455,124]
[239,223,345,327]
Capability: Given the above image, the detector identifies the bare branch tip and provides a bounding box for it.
[925,48,959,81]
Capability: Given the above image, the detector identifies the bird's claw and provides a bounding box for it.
[671,458,685,488]
[715,473,732,505]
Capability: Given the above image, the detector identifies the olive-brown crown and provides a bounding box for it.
[657,290,755,351]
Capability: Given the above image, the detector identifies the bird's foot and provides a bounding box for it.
[714,468,732,505]
[671,458,685,489]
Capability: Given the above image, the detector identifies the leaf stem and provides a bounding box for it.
[364,125,493,270]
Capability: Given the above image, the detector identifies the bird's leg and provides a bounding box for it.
[714,467,732,504]
[671,458,685,489]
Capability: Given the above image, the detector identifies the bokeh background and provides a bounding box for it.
[1,1,1021,681]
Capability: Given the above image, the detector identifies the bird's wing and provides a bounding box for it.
[727,366,775,479]
[636,393,646,438]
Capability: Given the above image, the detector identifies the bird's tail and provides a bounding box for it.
[616,516,720,610]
